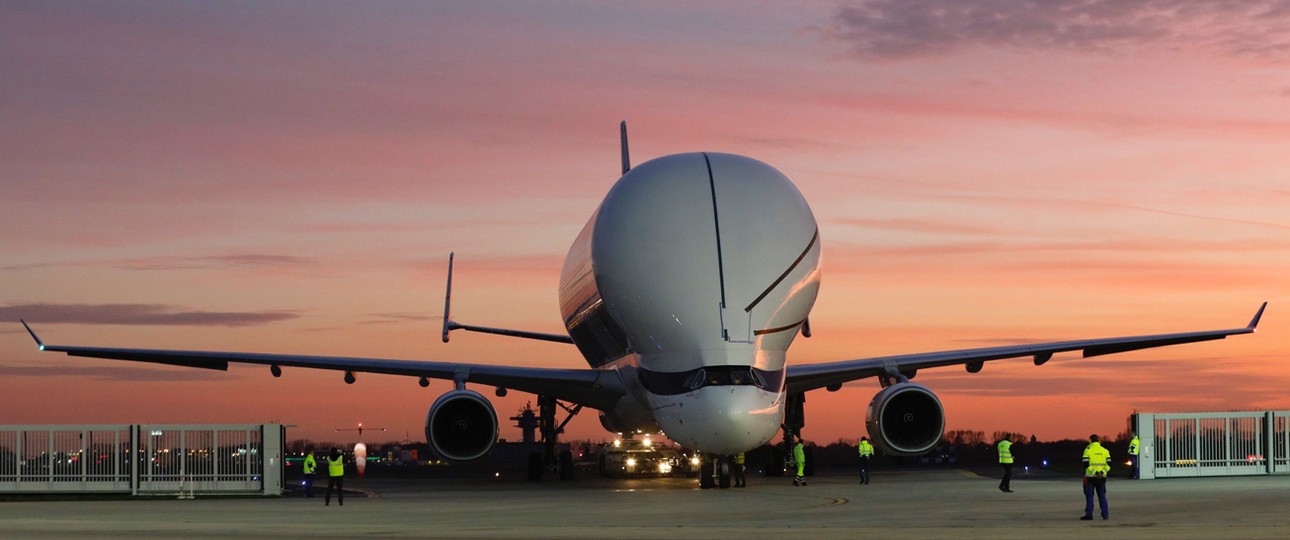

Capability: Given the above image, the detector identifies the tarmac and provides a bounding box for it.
[1,468,1287,539]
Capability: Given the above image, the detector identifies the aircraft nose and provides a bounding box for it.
[654,387,782,455]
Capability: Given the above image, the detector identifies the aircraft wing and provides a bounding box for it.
[785,302,1266,394]
[19,321,625,411]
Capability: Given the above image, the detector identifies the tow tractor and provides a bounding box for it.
[596,436,689,478]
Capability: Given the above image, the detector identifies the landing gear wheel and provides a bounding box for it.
[698,455,715,489]
[527,452,543,481]
[765,446,785,477]
[558,450,575,480]
[717,459,732,489]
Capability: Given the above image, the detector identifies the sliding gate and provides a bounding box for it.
[0,423,283,495]
[1135,411,1290,479]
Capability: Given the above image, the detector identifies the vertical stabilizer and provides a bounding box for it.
[442,252,455,343]
[620,121,631,175]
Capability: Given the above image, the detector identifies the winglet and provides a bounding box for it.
[1248,301,1268,330]
[620,121,631,175]
[20,319,45,351]
[442,252,456,343]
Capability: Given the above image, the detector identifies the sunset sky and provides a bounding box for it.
[2,1,1287,447]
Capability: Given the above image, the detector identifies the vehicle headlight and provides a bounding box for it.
[659,463,672,473]
[690,457,700,466]
[626,458,636,468]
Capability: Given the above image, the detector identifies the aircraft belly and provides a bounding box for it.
[649,386,783,455]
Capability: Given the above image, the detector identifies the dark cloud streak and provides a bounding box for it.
[0,365,230,382]
[3,254,312,272]
[0,303,297,327]
[823,1,1290,60]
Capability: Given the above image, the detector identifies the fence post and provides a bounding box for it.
[1138,413,1155,480]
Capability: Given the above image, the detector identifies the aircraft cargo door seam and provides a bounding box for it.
[744,228,818,313]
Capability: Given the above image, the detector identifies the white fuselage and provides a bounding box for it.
[558,152,821,454]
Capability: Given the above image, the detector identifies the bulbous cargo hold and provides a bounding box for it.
[425,389,498,462]
[556,152,822,453]
[559,152,821,365]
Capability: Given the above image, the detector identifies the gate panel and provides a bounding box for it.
[1,424,280,494]
[1141,411,1286,479]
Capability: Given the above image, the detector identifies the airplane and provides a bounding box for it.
[20,122,1266,488]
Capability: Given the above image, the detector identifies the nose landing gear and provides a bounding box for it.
[698,454,733,489]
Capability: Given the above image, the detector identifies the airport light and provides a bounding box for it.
[626,458,636,469]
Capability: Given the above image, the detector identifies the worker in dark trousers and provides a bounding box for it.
[857,436,874,485]
[733,452,746,488]
[302,450,317,497]
[325,447,345,506]
[1081,435,1111,520]
[1127,433,1140,479]
[997,438,1014,492]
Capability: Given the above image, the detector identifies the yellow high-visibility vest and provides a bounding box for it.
[1083,442,1111,477]
[1128,436,1140,456]
[997,440,1014,464]
[328,455,345,477]
[303,454,317,474]
[734,452,745,465]
[858,440,874,458]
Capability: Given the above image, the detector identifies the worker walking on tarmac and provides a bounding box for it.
[1128,433,1140,479]
[325,447,345,506]
[791,437,807,486]
[302,450,317,497]
[733,452,746,488]
[857,436,874,485]
[997,437,1014,492]
[1081,434,1111,521]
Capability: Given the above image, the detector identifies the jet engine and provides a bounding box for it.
[864,383,945,456]
[425,389,498,462]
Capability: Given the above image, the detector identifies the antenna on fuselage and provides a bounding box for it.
[620,120,630,175]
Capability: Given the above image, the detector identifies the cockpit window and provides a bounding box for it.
[640,366,784,395]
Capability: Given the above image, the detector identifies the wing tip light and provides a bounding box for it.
[20,319,45,350]
[1248,301,1268,331]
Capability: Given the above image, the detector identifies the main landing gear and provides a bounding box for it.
[526,395,582,481]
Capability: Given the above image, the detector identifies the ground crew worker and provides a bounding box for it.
[1128,433,1140,479]
[733,452,746,488]
[857,436,874,485]
[325,447,345,506]
[792,438,807,486]
[997,438,1014,492]
[1081,434,1111,520]
[302,450,317,497]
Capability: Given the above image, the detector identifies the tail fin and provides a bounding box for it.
[442,252,456,343]
[620,121,631,175]
[439,252,575,345]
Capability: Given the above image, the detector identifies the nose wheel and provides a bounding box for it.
[698,454,733,489]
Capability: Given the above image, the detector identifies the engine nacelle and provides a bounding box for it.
[865,383,945,456]
[425,389,498,462]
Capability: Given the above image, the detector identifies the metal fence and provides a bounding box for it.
[0,424,283,495]
[1135,411,1290,479]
